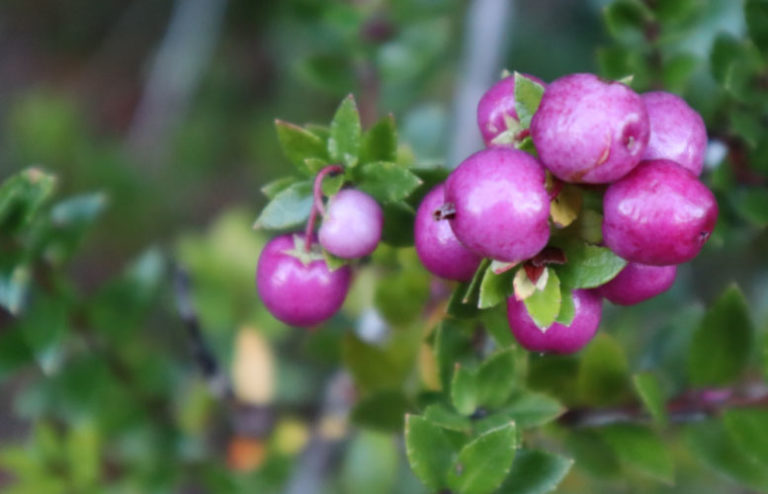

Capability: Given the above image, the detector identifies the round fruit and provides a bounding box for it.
[506,289,602,354]
[641,91,707,176]
[602,159,718,265]
[597,262,677,305]
[414,184,483,281]
[257,234,351,327]
[319,189,383,259]
[445,148,550,262]
[477,74,545,146]
[530,73,650,183]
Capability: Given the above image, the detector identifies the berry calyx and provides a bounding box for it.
[445,148,550,263]
[597,262,677,305]
[506,289,602,354]
[602,159,718,265]
[414,183,482,281]
[641,91,707,176]
[256,234,351,327]
[319,189,383,259]
[530,73,650,183]
[477,74,545,147]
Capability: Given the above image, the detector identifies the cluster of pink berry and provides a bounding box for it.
[415,72,717,354]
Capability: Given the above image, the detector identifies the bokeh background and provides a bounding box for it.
[1,0,767,493]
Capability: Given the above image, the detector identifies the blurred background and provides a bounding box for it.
[1,0,767,493]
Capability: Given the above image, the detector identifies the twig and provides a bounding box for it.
[560,382,768,428]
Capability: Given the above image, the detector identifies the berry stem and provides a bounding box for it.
[304,165,344,251]
[548,177,564,201]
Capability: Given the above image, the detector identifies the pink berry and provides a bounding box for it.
[506,289,602,354]
[319,189,383,259]
[445,148,550,263]
[603,159,718,265]
[414,184,483,282]
[257,234,351,327]
[597,262,677,305]
[642,91,707,176]
[530,73,650,183]
[477,74,546,146]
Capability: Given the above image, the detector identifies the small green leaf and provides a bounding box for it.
[632,373,667,426]
[514,72,546,128]
[451,365,478,415]
[321,173,345,197]
[260,177,297,199]
[550,184,582,228]
[689,284,753,386]
[328,94,362,167]
[523,269,562,329]
[501,449,574,494]
[322,249,348,272]
[603,0,651,44]
[479,264,515,309]
[446,422,517,494]
[746,0,768,58]
[686,420,768,491]
[304,157,329,175]
[275,120,328,174]
[424,403,472,433]
[253,181,313,230]
[555,287,576,326]
[435,321,475,391]
[351,390,409,432]
[578,334,630,406]
[475,348,517,408]
[448,281,480,319]
[405,415,456,491]
[599,424,674,484]
[357,161,422,203]
[0,266,29,316]
[555,241,626,289]
[361,114,398,163]
[500,391,564,429]
[0,167,56,232]
[723,409,768,467]
[481,305,515,347]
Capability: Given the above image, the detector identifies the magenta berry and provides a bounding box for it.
[319,189,383,259]
[641,91,707,176]
[477,74,545,146]
[530,73,650,183]
[257,234,351,327]
[445,148,550,263]
[603,159,718,265]
[597,262,677,305]
[506,289,602,354]
[414,184,482,281]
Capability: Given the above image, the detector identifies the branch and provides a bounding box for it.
[560,381,768,428]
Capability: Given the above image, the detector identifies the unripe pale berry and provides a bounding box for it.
[445,148,550,263]
[506,289,602,354]
[414,184,482,282]
[603,159,718,265]
[319,189,383,259]
[477,74,545,146]
[530,73,650,184]
[597,262,677,305]
[257,234,351,327]
[641,91,707,176]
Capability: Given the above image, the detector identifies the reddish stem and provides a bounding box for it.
[304,165,344,251]
[548,177,564,201]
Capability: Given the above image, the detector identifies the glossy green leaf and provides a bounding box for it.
[514,72,546,128]
[451,365,478,415]
[686,420,768,491]
[253,181,313,230]
[361,114,398,163]
[632,372,667,426]
[555,287,576,326]
[275,120,328,174]
[405,415,456,491]
[350,389,409,432]
[723,409,768,466]
[501,449,574,494]
[357,161,422,203]
[523,269,561,329]
[479,264,515,309]
[424,404,472,433]
[475,348,517,408]
[689,284,753,386]
[599,424,674,484]
[260,177,297,199]
[446,422,517,494]
[499,391,564,429]
[555,241,627,289]
[328,94,362,167]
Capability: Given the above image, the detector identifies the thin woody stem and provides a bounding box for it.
[304,165,345,252]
